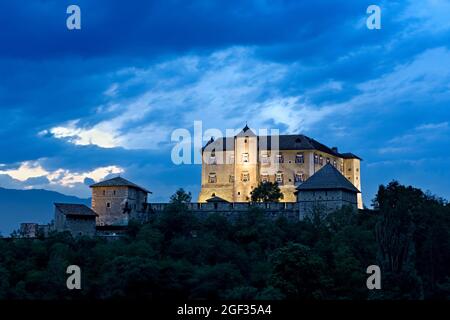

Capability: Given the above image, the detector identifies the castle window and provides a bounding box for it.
[261,174,269,183]
[242,153,249,163]
[106,202,111,208]
[241,172,250,182]
[103,190,106,196]
[295,153,304,164]
[295,172,304,183]
[261,152,270,164]
[113,190,116,195]
[210,149,217,165]
[326,158,330,164]
[319,156,324,165]
[208,173,217,183]
[314,154,319,164]
[228,154,235,164]
[276,153,284,163]
[333,160,337,167]
[229,175,235,183]
[275,172,283,184]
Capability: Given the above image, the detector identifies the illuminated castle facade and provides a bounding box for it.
[198,125,363,209]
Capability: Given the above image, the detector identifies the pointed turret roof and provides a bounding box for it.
[296,164,360,193]
[236,123,256,137]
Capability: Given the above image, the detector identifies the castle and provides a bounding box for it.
[19,126,363,238]
[199,125,363,208]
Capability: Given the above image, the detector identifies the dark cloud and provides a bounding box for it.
[0,0,449,207]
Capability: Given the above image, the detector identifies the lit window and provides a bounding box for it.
[228,154,235,164]
[261,152,270,164]
[210,149,216,164]
[326,158,330,164]
[276,172,283,184]
[229,175,234,183]
[276,153,284,163]
[295,153,304,164]
[208,173,217,183]
[333,160,337,167]
[242,172,250,182]
[314,154,319,164]
[242,153,249,163]
[295,172,304,183]
[261,174,269,183]
[319,156,323,165]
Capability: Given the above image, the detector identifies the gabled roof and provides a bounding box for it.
[296,164,360,193]
[54,203,97,217]
[203,134,351,155]
[206,195,229,203]
[200,125,361,160]
[258,134,339,155]
[90,177,151,193]
[339,152,362,160]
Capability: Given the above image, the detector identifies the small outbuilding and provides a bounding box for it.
[54,203,97,237]
[296,163,360,219]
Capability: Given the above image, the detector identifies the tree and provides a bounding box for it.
[170,188,192,204]
[250,182,283,202]
[269,243,329,299]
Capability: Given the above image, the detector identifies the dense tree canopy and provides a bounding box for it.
[0,181,449,300]
[251,182,284,202]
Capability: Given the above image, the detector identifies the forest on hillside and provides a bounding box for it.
[0,181,449,300]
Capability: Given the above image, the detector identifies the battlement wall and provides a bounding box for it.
[137,202,300,221]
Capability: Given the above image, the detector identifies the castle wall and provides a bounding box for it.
[199,150,235,202]
[92,186,148,226]
[199,144,347,204]
[147,202,300,221]
[297,189,358,219]
[54,208,96,237]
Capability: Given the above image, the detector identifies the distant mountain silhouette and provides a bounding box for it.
[0,187,90,236]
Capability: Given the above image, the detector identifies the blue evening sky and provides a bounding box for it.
[0,0,449,206]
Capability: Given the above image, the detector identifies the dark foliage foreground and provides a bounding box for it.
[0,181,449,300]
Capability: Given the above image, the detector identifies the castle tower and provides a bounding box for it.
[233,125,258,202]
[342,154,363,209]
[90,177,151,226]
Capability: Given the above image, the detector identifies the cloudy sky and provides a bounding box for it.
[0,0,449,206]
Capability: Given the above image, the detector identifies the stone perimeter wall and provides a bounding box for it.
[132,202,301,222]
